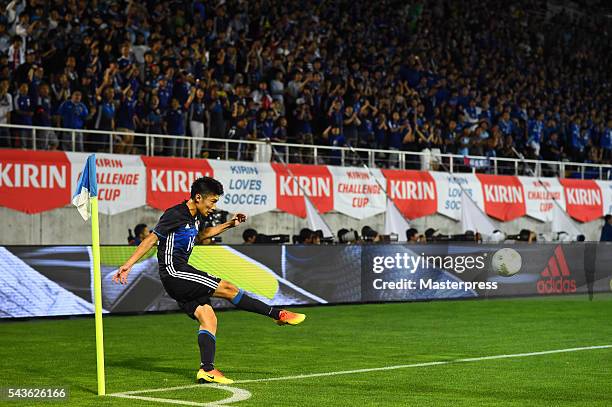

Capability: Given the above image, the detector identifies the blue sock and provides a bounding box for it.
[231,289,281,319]
[198,330,216,371]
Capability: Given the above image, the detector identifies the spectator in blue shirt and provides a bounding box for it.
[143,95,163,154]
[58,91,89,152]
[323,125,345,166]
[570,118,583,159]
[13,82,33,148]
[527,112,545,157]
[164,98,185,157]
[497,111,514,138]
[33,83,57,150]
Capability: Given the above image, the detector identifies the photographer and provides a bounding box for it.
[297,228,320,245]
[128,223,150,246]
[242,228,258,244]
[406,228,424,243]
[361,226,381,243]
[338,228,360,244]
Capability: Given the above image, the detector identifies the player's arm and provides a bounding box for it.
[112,233,159,284]
[198,214,247,240]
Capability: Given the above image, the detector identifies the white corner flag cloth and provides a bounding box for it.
[72,154,98,221]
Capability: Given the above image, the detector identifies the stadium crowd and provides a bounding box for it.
[0,0,610,168]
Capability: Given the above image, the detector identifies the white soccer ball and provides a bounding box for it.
[491,248,522,277]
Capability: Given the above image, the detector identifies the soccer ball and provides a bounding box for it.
[491,248,522,277]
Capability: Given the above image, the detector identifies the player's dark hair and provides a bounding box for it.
[191,177,224,199]
[134,223,147,237]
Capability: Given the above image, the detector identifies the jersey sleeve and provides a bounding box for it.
[152,208,184,238]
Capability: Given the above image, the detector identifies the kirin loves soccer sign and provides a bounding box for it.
[0,150,71,214]
[207,160,276,216]
[272,163,333,218]
[142,156,213,210]
[477,174,526,221]
[383,170,437,219]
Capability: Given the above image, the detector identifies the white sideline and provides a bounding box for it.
[108,344,612,405]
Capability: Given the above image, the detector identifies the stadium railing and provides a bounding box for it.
[1,123,610,180]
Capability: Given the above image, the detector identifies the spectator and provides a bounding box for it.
[33,82,57,150]
[164,98,186,157]
[186,86,208,158]
[115,87,137,154]
[57,90,89,152]
[12,82,32,148]
[93,87,116,152]
[0,79,12,147]
[0,0,608,169]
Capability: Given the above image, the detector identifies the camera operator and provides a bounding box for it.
[297,228,320,244]
[128,223,150,246]
[361,226,381,243]
[506,229,537,243]
[405,228,425,243]
[338,228,360,244]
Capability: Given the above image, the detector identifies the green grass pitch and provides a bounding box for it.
[1,295,612,406]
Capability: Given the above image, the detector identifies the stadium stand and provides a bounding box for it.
[0,0,610,170]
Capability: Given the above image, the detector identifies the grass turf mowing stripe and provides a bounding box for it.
[109,344,612,397]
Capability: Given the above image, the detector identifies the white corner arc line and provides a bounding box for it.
[109,384,252,407]
[108,344,612,399]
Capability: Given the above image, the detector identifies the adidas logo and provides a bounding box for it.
[537,246,576,294]
[185,224,190,229]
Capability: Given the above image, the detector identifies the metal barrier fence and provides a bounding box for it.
[1,123,610,179]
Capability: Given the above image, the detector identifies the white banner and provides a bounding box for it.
[596,180,612,216]
[207,160,276,216]
[519,176,565,222]
[328,166,386,219]
[429,172,483,220]
[67,153,146,215]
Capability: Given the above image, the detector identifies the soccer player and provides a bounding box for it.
[113,177,305,384]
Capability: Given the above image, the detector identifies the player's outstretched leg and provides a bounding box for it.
[214,280,306,326]
[193,304,234,384]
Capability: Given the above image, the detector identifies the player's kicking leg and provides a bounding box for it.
[213,280,306,325]
[194,304,234,384]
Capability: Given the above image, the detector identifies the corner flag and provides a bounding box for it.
[73,154,98,220]
[73,154,106,396]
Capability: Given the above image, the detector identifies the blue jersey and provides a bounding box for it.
[166,108,185,135]
[528,119,544,143]
[14,93,32,125]
[153,202,207,279]
[58,101,88,129]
